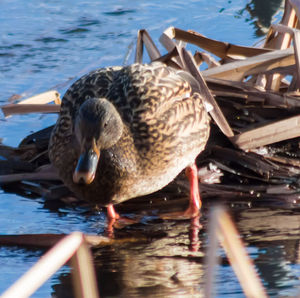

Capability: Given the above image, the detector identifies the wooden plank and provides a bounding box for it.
[271,23,300,90]
[139,29,161,61]
[178,47,234,137]
[231,114,300,150]
[293,29,300,90]
[206,77,300,107]
[1,104,60,117]
[265,0,297,90]
[202,48,295,81]
[163,27,271,59]
[290,0,300,19]
[17,90,61,105]
[194,51,220,68]
[159,32,183,67]
[135,30,144,63]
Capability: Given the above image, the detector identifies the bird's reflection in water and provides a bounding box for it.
[96,216,205,298]
[52,215,206,298]
[51,206,300,297]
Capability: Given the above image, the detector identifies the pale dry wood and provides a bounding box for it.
[135,30,144,63]
[17,90,61,105]
[290,0,300,18]
[212,90,249,99]
[293,30,300,90]
[231,114,300,150]
[138,29,161,61]
[159,32,184,67]
[159,31,177,52]
[179,47,234,137]
[265,0,297,90]
[163,27,271,59]
[1,103,60,117]
[194,51,220,68]
[207,74,300,105]
[207,78,300,107]
[260,64,295,76]
[71,239,99,298]
[1,232,93,298]
[215,207,267,298]
[205,77,260,92]
[153,47,182,68]
[202,47,295,81]
[271,23,300,90]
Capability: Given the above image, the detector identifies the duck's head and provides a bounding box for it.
[73,97,123,185]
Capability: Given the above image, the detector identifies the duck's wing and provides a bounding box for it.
[107,62,193,122]
[107,62,210,159]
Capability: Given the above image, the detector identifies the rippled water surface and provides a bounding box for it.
[1,0,300,297]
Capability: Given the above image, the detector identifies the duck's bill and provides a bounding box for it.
[73,149,99,184]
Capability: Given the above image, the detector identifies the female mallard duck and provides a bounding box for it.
[49,62,210,221]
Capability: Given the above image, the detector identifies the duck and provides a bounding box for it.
[49,61,210,222]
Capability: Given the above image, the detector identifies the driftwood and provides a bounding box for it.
[1,90,61,117]
[231,114,300,149]
[162,27,271,59]
[202,48,295,80]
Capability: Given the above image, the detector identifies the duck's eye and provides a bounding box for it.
[103,121,108,128]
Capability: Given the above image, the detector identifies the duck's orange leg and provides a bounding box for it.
[183,163,202,217]
[106,204,139,236]
[106,204,119,237]
[160,162,202,219]
[107,204,120,220]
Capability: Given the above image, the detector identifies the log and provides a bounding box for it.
[137,29,161,61]
[231,114,300,150]
[179,47,234,137]
[1,104,60,117]
[17,90,60,105]
[163,27,271,59]
[202,48,295,81]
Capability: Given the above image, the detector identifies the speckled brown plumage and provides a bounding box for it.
[49,62,210,207]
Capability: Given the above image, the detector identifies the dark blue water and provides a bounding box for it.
[1,0,300,297]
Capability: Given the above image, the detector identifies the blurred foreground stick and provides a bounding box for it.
[205,207,267,298]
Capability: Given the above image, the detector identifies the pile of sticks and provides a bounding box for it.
[1,0,300,209]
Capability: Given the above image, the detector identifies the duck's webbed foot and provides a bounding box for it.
[106,204,139,237]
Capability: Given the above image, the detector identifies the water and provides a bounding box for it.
[1,0,300,297]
